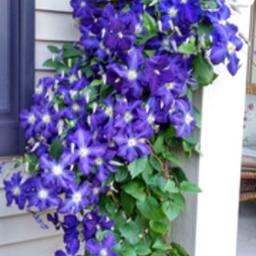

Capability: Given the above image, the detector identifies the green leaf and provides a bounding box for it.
[171,242,189,256]
[43,59,68,72]
[152,239,172,251]
[115,166,129,183]
[24,154,38,174]
[63,47,83,58]
[122,181,146,201]
[149,156,162,172]
[119,245,137,256]
[153,135,165,154]
[178,41,197,55]
[163,180,179,193]
[162,152,181,166]
[180,181,201,193]
[143,12,157,34]
[135,241,152,255]
[193,55,217,86]
[120,192,135,216]
[50,139,63,159]
[149,220,168,235]
[47,45,60,53]
[201,0,218,10]
[90,79,103,87]
[162,194,185,221]
[128,157,148,179]
[119,221,141,245]
[137,197,165,221]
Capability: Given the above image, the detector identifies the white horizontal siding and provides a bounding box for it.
[0,1,75,255]
[35,0,72,13]
[0,236,63,256]
[36,11,79,42]
[0,214,61,246]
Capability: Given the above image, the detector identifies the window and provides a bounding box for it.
[0,0,34,156]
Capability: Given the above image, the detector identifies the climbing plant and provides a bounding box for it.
[3,0,242,255]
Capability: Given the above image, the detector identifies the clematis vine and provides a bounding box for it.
[2,0,243,255]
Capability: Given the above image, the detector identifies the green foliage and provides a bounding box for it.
[193,55,217,86]
[128,157,148,179]
[24,154,38,174]
[50,138,63,160]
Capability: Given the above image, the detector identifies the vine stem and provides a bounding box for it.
[148,142,170,180]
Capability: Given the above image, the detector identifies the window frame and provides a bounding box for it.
[0,0,35,156]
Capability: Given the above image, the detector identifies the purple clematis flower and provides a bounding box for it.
[86,233,117,256]
[20,107,38,139]
[62,215,80,255]
[144,55,176,94]
[168,97,196,138]
[113,126,151,162]
[34,104,59,139]
[70,0,92,18]
[93,149,116,182]
[60,182,91,214]
[71,128,107,175]
[27,178,61,211]
[40,153,75,189]
[159,0,201,32]
[113,98,144,131]
[107,48,144,99]
[102,4,136,52]
[210,23,243,75]
[83,210,113,240]
[4,172,26,209]
[33,77,55,104]
[136,97,167,133]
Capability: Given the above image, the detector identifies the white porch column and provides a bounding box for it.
[195,1,255,256]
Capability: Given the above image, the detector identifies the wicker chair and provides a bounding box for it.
[240,83,256,202]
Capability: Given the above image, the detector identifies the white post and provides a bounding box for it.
[194,1,255,256]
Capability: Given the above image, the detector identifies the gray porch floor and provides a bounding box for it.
[237,201,256,256]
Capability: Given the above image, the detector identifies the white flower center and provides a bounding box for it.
[128,138,137,147]
[72,103,80,112]
[52,165,63,176]
[169,106,175,114]
[95,157,103,166]
[165,82,174,90]
[124,112,133,123]
[147,114,155,124]
[105,106,113,117]
[35,85,43,95]
[181,0,188,4]
[80,1,86,8]
[79,147,90,158]
[154,69,161,76]
[100,249,108,256]
[42,114,51,124]
[227,41,236,54]
[127,70,138,81]
[28,114,36,124]
[118,32,124,38]
[38,189,48,199]
[72,192,82,203]
[13,186,21,196]
[93,188,99,195]
[69,75,77,84]
[135,24,143,34]
[168,7,178,17]
[185,113,194,125]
